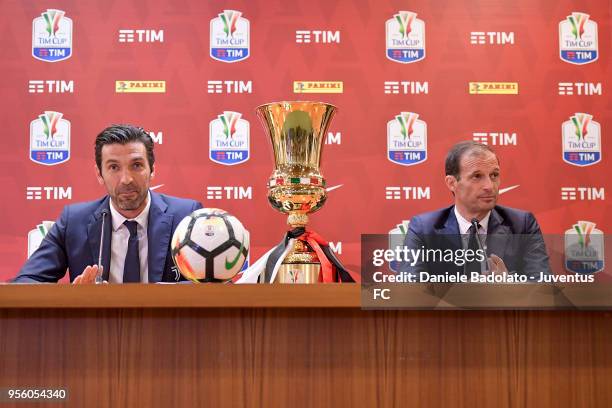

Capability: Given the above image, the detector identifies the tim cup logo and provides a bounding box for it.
[28,221,55,258]
[30,111,70,165]
[559,12,598,65]
[565,221,604,274]
[32,9,73,62]
[209,111,250,165]
[210,10,250,63]
[288,269,303,283]
[562,113,601,167]
[385,11,425,63]
[389,220,410,272]
[387,112,427,166]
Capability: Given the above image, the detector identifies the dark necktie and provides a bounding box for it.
[122,220,140,283]
[465,224,482,275]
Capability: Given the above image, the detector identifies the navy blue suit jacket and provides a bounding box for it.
[401,205,551,280]
[14,191,202,283]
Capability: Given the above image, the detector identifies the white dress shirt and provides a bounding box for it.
[108,191,151,283]
[454,206,490,273]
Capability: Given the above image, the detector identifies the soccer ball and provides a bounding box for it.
[171,208,250,282]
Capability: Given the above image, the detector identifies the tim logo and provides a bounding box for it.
[558,82,602,95]
[385,186,431,200]
[387,112,427,166]
[472,132,517,146]
[28,221,55,258]
[470,32,514,45]
[562,113,601,167]
[28,80,74,94]
[559,12,598,65]
[295,30,340,43]
[118,29,163,43]
[30,111,70,165]
[210,10,250,63]
[209,111,250,165]
[206,186,252,200]
[207,80,252,94]
[565,221,604,274]
[386,11,425,63]
[32,9,73,62]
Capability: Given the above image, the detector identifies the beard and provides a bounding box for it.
[114,185,148,211]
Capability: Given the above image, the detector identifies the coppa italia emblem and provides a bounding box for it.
[209,111,250,165]
[210,10,250,63]
[562,113,601,167]
[30,111,71,165]
[559,12,598,65]
[565,221,604,274]
[387,112,427,166]
[32,9,73,62]
[385,11,425,63]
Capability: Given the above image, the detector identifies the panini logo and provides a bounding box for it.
[115,81,166,93]
[469,82,518,95]
[293,81,343,93]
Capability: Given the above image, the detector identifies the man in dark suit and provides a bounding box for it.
[402,141,551,280]
[14,125,202,283]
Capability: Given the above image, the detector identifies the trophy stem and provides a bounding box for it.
[287,213,309,228]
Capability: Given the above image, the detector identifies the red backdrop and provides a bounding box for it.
[1,0,610,281]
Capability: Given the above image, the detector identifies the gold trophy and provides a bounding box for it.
[256,101,337,283]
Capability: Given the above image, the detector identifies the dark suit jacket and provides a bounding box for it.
[14,191,202,283]
[401,205,551,280]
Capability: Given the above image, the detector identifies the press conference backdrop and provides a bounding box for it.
[0,0,610,282]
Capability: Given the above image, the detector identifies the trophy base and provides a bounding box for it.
[274,239,321,284]
[274,263,321,284]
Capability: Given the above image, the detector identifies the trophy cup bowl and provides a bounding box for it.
[256,101,336,228]
[256,101,337,283]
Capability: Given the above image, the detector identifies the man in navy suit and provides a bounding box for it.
[14,125,202,283]
[402,141,551,280]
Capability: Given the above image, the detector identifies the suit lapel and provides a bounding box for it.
[436,207,462,251]
[147,192,173,283]
[87,197,112,280]
[486,208,511,259]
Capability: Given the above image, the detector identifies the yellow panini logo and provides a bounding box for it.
[115,81,166,93]
[293,81,343,93]
[469,82,518,95]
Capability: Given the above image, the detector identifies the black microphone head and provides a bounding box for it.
[470,218,479,225]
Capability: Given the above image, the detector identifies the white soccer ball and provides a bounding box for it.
[171,208,249,282]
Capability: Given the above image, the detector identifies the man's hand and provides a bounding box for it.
[73,265,106,284]
[487,254,509,275]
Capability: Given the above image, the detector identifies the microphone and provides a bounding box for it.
[95,209,109,284]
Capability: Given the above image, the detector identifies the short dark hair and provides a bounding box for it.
[445,141,497,180]
[95,124,155,172]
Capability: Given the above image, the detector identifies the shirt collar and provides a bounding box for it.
[454,206,491,235]
[109,190,151,232]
